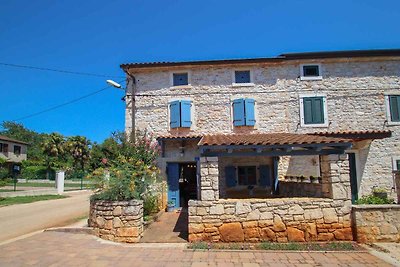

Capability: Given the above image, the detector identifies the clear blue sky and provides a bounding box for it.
[1,0,399,143]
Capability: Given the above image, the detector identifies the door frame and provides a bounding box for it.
[167,161,198,208]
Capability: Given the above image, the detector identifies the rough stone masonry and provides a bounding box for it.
[89,200,144,243]
[188,154,353,242]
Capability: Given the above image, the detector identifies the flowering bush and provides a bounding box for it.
[88,131,163,215]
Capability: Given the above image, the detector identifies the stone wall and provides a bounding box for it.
[352,204,400,243]
[127,58,400,198]
[89,200,143,243]
[188,198,352,242]
[279,181,323,198]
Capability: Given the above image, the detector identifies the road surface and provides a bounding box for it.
[0,191,91,243]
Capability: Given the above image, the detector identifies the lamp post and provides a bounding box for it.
[107,78,136,142]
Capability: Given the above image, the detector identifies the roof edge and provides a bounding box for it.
[121,49,400,70]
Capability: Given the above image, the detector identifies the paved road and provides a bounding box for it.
[0,231,392,267]
[0,191,91,243]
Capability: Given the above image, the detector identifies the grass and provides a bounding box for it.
[5,182,92,188]
[0,189,22,192]
[0,194,68,206]
[188,242,360,251]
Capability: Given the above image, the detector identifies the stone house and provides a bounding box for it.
[0,135,28,174]
[120,49,400,242]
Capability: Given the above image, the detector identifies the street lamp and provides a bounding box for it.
[106,79,122,89]
[106,78,136,142]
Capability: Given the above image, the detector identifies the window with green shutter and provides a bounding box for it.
[303,97,325,124]
[389,95,400,122]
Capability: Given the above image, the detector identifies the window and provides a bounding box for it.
[225,165,271,188]
[238,166,257,185]
[300,64,322,80]
[172,73,189,86]
[387,95,400,123]
[169,100,192,128]
[232,98,256,126]
[0,143,8,153]
[299,95,328,127]
[234,70,251,84]
[392,157,400,171]
[14,145,21,155]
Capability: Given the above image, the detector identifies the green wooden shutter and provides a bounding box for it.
[389,96,400,122]
[313,97,324,124]
[303,98,313,124]
[303,97,325,124]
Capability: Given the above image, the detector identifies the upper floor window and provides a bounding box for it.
[0,143,8,153]
[392,156,400,171]
[232,98,256,126]
[234,70,251,84]
[172,72,189,86]
[386,95,400,124]
[14,145,21,155]
[299,95,328,127]
[169,100,192,128]
[300,64,322,81]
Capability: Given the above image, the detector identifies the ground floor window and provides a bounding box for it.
[238,166,257,185]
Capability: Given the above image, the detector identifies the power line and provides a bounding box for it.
[0,62,125,78]
[12,80,125,121]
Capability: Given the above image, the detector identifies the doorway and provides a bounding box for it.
[167,162,198,209]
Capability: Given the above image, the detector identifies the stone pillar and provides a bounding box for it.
[320,154,351,201]
[200,157,219,201]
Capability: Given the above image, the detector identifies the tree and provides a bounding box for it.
[67,136,90,171]
[42,133,66,178]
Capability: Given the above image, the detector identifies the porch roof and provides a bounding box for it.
[198,133,352,146]
[310,130,392,141]
[198,133,353,157]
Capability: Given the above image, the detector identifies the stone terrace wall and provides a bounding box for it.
[188,198,352,243]
[89,200,143,243]
[352,205,400,243]
[279,181,323,198]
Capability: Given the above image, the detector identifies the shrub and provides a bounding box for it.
[21,166,52,180]
[88,131,162,216]
[355,194,394,205]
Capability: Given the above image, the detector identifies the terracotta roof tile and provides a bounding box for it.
[198,133,352,147]
[311,130,392,140]
[156,134,203,140]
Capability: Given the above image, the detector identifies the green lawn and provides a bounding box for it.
[0,195,68,206]
[0,189,22,192]
[6,182,92,188]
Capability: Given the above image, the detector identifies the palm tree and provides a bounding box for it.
[67,136,90,171]
[42,133,65,179]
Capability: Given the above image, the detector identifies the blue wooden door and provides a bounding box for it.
[167,163,180,209]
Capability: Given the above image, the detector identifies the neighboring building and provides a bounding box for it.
[0,135,28,173]
[121,49,400,242]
